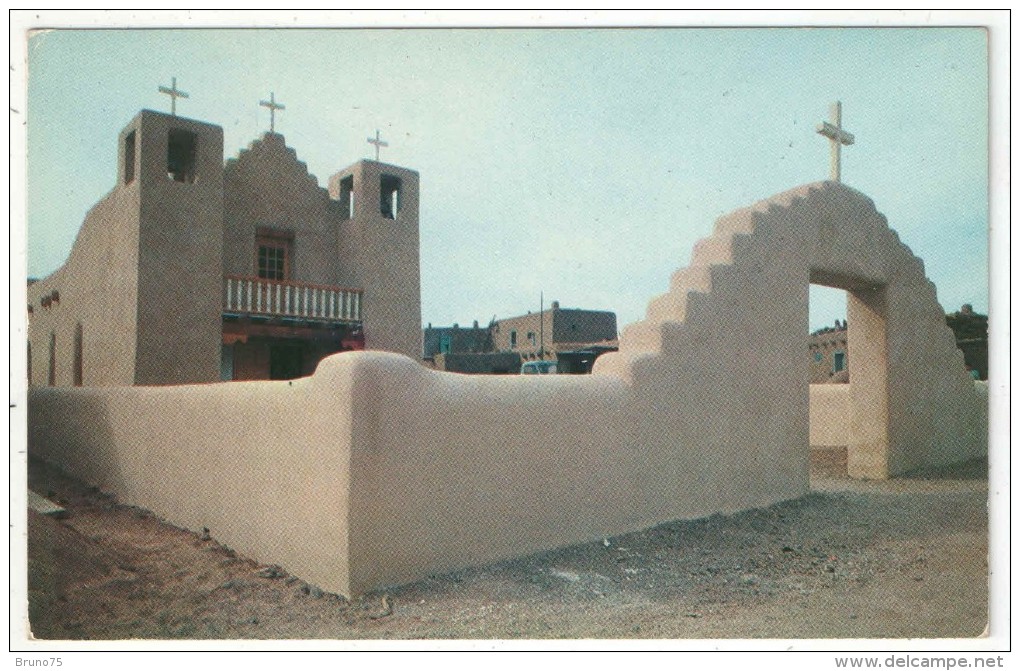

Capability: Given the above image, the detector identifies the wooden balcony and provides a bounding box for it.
[224,275,362,323]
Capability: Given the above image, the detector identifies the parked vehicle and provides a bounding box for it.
[520,360,558,375]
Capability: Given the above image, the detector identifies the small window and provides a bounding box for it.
[73,323,83,386]
[167,129,198,183]
[380,174,401,219]
[338,175,354,220]
[833,350,846,373]
[258,245,287,280]
[814,351,823,362]
[510,330,518,349]
[124,130,136,184]
[527,332,536,346]
[439,334,453,354]
[48,332,56,386]
[257,233,292,281]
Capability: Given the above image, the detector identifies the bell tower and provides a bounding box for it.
[127,109,225,384]
[329,159,421,361]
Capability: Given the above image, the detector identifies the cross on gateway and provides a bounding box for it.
[157,77,189,117]
[367,129,388,161]
[259,92,286,133]
[816,101,855,182]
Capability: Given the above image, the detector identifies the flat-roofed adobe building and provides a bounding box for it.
[27,108,421,386]
[490,301,618,365]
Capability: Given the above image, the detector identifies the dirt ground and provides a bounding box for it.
[23,451,989,641]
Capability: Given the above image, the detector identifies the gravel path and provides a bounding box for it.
[24,455,988,640]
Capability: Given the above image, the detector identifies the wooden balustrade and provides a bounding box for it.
[224,276,361,322]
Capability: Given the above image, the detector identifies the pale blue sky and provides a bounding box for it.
[24,27,989,331]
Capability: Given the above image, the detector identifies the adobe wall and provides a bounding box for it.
[336,351,818,593]
[809,384,849,448]
[807,382,988,455]
[27,184,141,387]
[29,347,809,597]
[28,181,988,598]
[26,111,151,387]
[29,372,357,596]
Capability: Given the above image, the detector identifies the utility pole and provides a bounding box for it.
[539,291,544,359]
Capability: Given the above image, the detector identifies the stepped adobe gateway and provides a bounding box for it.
[27,109,421,386]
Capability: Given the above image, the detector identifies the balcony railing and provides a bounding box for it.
[224,275,362,323]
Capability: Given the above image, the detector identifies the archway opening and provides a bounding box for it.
[808,272,890,483]
[808,284,849,480]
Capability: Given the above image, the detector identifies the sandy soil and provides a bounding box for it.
[23,452,988,641]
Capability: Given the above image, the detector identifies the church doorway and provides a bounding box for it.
[226,337,313,381]
[269,343,305,380]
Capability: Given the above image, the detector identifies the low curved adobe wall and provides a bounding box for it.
[29,369,358,596]
[29,349,814,597]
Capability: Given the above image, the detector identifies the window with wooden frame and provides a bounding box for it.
[256,229,293,281]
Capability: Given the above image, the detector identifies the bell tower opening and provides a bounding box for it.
[167,129,198,183]
[338,175,354,220]
[124,130,136,184]
[380,174,401,219]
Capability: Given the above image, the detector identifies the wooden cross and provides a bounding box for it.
[157,77,189,117]
[367,129,388,161]
[259,92,286,133]
[816,101,855,182]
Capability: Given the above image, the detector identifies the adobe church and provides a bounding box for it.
[27,96,421,386]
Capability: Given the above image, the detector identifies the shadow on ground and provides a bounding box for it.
[25,456,988,641]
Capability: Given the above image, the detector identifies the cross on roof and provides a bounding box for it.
[367,129,389,161]
[259,92,286,133]
[816,101,855,182]
[157,77,189,117]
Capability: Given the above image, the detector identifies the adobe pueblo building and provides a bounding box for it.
[423,302,619,374]
[27,109,421,386]
[491,301,617,370]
